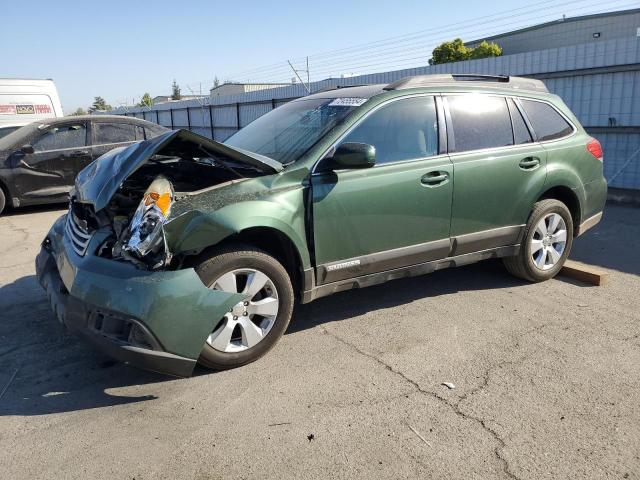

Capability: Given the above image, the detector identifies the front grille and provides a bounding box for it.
[65,212,93,256]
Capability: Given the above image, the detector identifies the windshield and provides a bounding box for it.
[0,123,41,150]
[224,97,365,164]
[0,126,20,140]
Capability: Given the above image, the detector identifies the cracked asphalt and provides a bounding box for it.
[1,203,639,480]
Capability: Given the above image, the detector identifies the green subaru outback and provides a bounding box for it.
[36,74,606,376]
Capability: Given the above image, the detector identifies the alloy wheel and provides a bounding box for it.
[530,213,567,271]
[207,268,280,353]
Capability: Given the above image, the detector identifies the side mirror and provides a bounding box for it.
[332,142,376,169]
[20,144,34,155]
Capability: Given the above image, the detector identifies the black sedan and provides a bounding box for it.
[0,115,168,214]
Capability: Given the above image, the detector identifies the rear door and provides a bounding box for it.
[444,94,547,255]
[13,121,89,200]
[90,120,139,163]
[311,95,453,284]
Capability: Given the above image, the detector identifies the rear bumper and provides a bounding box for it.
[576,212,603,236]
[577,177,607,237]
[35,215,245,377]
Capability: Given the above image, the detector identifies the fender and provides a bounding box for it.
[543,162,587,219]
[163,198,312,270]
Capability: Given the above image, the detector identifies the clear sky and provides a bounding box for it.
[1,0,634,112]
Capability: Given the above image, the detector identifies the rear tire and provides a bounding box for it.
[503,199,573,282]
[195,245,294,370]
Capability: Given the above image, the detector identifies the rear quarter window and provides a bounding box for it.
[520,99,573,141]
[145,124,167,139]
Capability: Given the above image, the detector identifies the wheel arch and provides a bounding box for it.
[537,185,582,233]
[215,226,308,299]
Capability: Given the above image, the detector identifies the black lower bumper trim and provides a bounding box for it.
[36,247,196,377]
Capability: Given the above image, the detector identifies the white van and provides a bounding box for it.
[0,78,63,138]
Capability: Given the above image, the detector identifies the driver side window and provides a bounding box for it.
[33,124,87,152]
[338,96,438,165]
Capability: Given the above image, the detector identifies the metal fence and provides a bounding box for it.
[111,35,640,189]
[122,98,296,142]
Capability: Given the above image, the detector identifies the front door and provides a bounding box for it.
[311,95,453,284]
[444,94,548,255]
[13,122,89,201]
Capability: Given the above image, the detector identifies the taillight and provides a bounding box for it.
[586,138,603,161]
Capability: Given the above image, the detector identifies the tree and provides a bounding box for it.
[70,107,86,116]
[88,96,112,113]
[171,79,181,100]
[468,40,502,60]
[137,93,153,107]
[429,38,469,65]
[429,38,502,65]
[213,76,220,88]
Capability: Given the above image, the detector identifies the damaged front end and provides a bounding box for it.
[112,175,175,269]
[36,129,283,376]
[73,129,282,270]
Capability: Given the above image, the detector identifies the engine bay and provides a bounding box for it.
[90,156,262,269]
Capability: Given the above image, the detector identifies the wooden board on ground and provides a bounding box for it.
[560,259,610,286]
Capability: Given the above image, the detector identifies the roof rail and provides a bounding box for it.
[384,74,548,93]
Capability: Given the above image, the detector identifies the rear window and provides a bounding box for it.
[446,95,513,153]
[520,99,573,141]
[93,122,137,144]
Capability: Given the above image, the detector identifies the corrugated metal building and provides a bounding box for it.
[111,8,640,190]
[465,8,640,55]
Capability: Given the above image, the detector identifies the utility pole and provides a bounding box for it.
[288,57,311,94]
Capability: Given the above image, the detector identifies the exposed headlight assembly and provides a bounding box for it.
[115,175,174,269]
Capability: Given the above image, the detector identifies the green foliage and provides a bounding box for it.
[70,107,86,116]
[171,80,181,100]
[137,93,153,107]
[213,76,220,88]
[429,38,502,65]
[469,40,503,60]
[88,96,112,113]
[429,38,469,66]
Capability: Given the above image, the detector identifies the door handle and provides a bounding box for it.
[421,171,449,186]
[519,156,540,170]
[71,150,90,156]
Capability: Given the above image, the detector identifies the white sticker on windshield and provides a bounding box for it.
[328,97,367,107]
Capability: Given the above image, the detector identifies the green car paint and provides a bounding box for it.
[36,76,607,376]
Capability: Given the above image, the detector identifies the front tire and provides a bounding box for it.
[0,188,6,216]
[195,245,294,370]
[503,199,573,282]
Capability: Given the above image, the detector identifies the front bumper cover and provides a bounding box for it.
[35,214,245,377]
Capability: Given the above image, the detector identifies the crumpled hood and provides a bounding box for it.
[73,129,282,212]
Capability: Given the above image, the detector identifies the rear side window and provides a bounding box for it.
[507,98,533,145]
[93,122,137,144]
[338,96,438,165]
[520,99,573,141]
[33,124,87,151]
[446,95,513,153]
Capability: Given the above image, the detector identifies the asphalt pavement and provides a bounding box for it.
[0,203,638,479]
